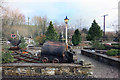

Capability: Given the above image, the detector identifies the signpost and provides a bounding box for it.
[11,34,16,39]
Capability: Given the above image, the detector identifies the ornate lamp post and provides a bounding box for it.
[64,16,69,50]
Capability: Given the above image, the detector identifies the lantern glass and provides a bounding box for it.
[64,16,69,24]
[64,19,69,23]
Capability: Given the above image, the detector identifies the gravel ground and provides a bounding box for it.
[2,75,119,80]
[0,67,2,80]
[74,49,120,78]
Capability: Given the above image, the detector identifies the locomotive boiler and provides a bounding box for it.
[40,41,74,63]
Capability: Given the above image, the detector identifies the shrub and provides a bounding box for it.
[111,43,119,46]
[106,49,120,56]
[92,40,105,50]
[111,43,120,49]
[34,35,46,46]
[118,50,120,56]
[2,45,10,50]
[104,44,112,50]
[19,37,28,48]
[1,51,15,63]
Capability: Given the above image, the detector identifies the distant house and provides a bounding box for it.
[6,41,11,45]
[24,37,35,44]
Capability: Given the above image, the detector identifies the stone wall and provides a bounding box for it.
[2,63,92,77]
[81,50,120,67]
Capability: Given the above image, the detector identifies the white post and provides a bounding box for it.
[64,16,69,50]
[17,30,20,40]
[66,24,67,44]
[66,24,68,50]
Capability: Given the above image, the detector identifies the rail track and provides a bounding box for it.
[11,50,41,63]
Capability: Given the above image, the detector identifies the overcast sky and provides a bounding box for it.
[7,0,119,32]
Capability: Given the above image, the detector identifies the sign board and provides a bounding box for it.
[11,34,16,38]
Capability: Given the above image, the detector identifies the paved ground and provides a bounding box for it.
[0,67,2,80]
[74,49,120,78]
[0,45,2,80]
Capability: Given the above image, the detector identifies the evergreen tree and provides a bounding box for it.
[72,29,81,46]
[45,21,58,41]
[19,36,28,48]
[81,28,88,34]
[59,32,63,42]
[86,20,102,41]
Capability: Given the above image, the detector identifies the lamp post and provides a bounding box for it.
[102,14,108,38]
[64,16,69,50]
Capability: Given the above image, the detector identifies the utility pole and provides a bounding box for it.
[28,17,30,26]
[79,18,82,30]
[28,17,29,37]
[112,24,120,35]
[102,14,108,37]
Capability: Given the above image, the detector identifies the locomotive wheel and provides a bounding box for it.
[52,58,59,63]
[42,57,48,63]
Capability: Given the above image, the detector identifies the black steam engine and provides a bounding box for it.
[40,41,74,63]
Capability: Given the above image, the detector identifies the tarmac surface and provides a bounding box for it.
[74,49,120,78]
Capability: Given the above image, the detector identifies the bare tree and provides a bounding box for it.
[105,32,115,41]
[31,16,48,36]
[0,0,6,38]
[0,0,6,18]
[2,6,26,38]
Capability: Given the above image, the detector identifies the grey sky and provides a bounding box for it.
[7,0,119,31]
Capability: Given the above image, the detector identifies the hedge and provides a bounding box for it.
[106,49,120,56]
